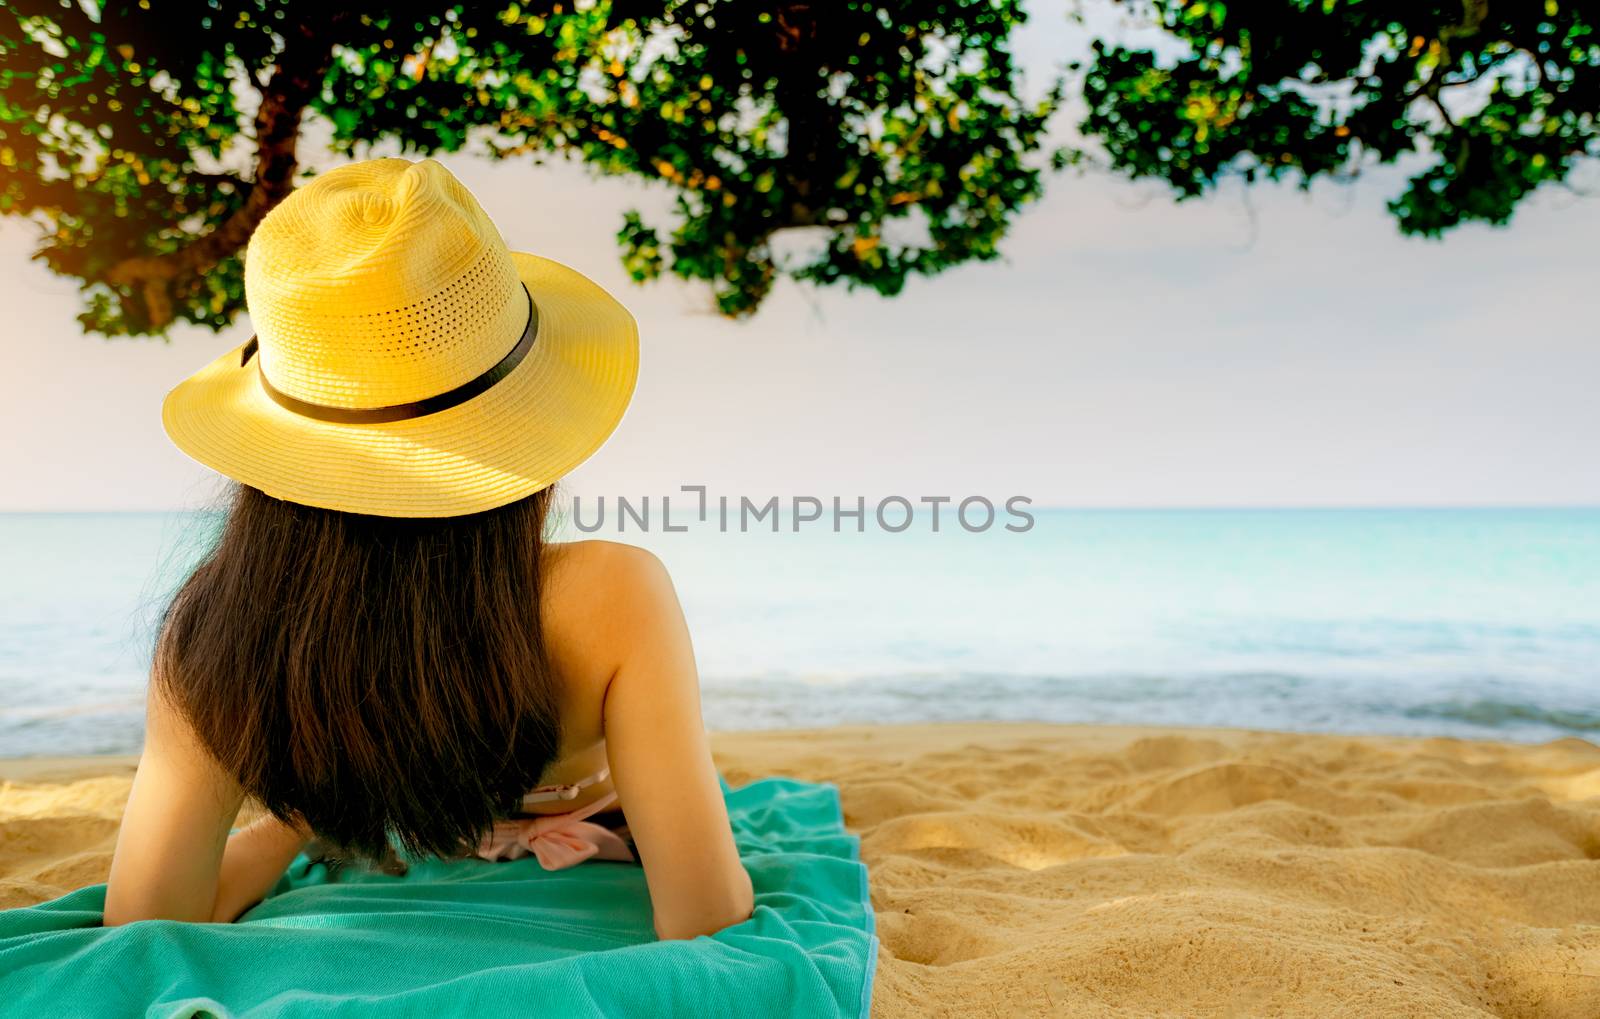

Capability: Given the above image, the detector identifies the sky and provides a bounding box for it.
[2,6,1597,512]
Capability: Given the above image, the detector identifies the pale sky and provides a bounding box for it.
[2,7,1597,512]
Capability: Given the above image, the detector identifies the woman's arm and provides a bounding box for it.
[105,680,240,924]
[599,549,754,941]
[211,813,312,922]
[105,681,310,925]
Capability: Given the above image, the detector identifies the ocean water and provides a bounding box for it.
[1,508,1597,756]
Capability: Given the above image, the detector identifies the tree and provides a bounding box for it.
[1074,0,1600,237]
[7,3,1596,340]
[0,1,1060,335]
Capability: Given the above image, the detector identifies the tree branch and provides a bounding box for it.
[104,21,342,328]
[1439,0,1490,44]
[1402,0,1491,115]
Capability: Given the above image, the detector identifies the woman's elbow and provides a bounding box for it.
[101,886,152,927]
[103,882,225,927]
[102,898,211,928]
[100,902,137,928]
[654,868,754,941]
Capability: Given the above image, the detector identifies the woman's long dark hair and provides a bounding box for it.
[154,483,562,860]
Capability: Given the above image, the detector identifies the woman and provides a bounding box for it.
[104,158,753,940]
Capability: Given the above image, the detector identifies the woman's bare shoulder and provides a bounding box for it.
[539,540,679,694]
[543,539,671,603]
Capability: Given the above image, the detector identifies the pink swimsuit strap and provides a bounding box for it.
[518,766,611,807]
[474,769,635,871]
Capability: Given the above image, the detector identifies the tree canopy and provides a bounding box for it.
[0,1,1058,335]
[1080,0,1600,237]
[0,1,1596,339]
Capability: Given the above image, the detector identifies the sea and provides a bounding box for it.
[1,508,1597,756]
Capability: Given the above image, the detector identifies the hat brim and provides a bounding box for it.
[162,252,639,517]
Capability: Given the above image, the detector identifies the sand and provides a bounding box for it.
[5,724,1600,1017]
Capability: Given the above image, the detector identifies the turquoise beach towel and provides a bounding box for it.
[0,778,876,1018]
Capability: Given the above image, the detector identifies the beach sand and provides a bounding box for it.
[5,724,1600,1017]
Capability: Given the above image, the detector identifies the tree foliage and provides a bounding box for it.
[0,1,1059,335]
[3,2,1597,340]
[1077,0,1600,236]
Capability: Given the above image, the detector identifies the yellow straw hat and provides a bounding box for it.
[161,157,639,517]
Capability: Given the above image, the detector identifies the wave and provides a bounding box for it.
[698,670,1600,745]
[1402,699,1600,733]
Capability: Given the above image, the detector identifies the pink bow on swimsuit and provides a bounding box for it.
[473,789,636,871]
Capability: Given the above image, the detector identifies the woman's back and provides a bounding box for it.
[108,511,751,939]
